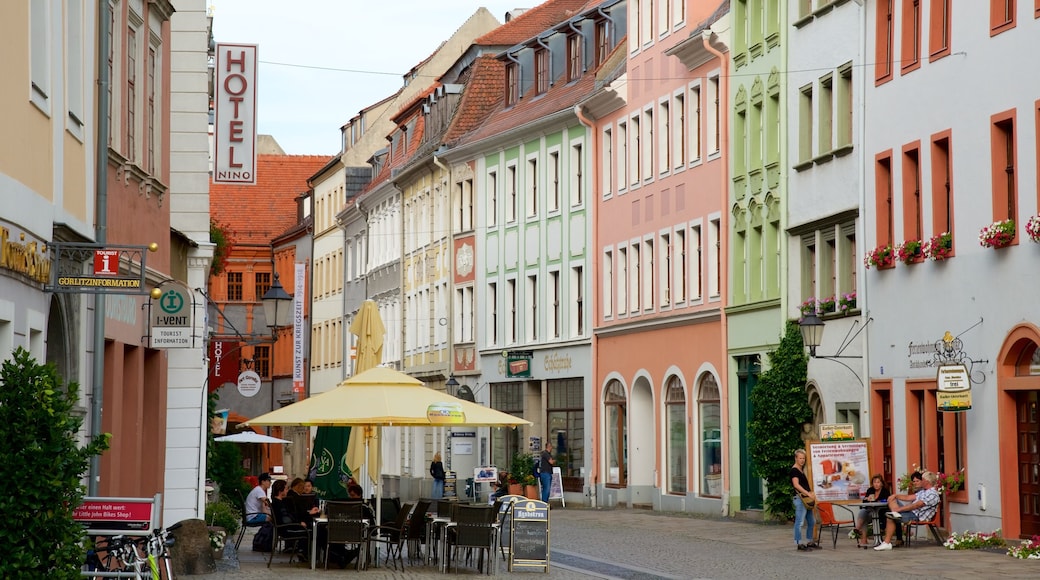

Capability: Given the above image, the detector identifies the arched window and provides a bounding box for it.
[665,376,687,494]
[698,374,722,496]
[604,379,627,486]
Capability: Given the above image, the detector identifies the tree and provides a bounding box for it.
[0,348,109,578]
[206,392,250,509]
[748,321,813,521]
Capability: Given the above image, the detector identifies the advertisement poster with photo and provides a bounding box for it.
[807,440,871,503]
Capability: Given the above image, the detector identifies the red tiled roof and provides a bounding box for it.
[458,74,596,145]
[444,56,506,145]
[474,0,591,46]
[355,113,428,199]
[210,154,331,245]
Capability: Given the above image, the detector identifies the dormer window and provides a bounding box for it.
[595,20,610,67]
[505,62,519,106]
[568,33,583,81]
[535,48,549,94]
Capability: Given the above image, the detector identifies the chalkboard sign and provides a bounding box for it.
[509,499,549,572]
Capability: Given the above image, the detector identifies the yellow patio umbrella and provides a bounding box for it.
[346,300,385,484]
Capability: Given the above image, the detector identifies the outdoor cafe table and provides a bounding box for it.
[848,501,889,546]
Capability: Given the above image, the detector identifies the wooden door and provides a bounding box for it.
[1017,390,1040,538]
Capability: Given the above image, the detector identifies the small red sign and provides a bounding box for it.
[73,500,154,531]
[93,250,120,276]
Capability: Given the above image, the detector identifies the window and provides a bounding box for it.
[548,379,585,482]
[254,345,270,379]
[665,377,687,494]
[66,0,85,130]
[617,246,628,315]
[487,282,498,345]
[507,164,517,222]
[659,100,670,175]
[602,250,613,317]
[689,84,701,163]
[707,76,720,155]
[900,0,922,74]
[604,380,627,486]
[630,243,641,312]
[928,0,951,60]
[567,33,582,81]
[488,170,498,227]
[750,97,763,168]
[902,143,923,244]
[490,382,524,469]
[147,44,157,174]
[905,380,968,502]
[673,92,685,169]
[549,150,560,210]
[126,25,138,161]
[642,239,654,311]
[571,143,584,206]
[526,156,538,217]
[618,120,628,188]
[30,0,51,108]
[798,84,814,163]
[631,114,641,185]
[766,89,780,167]
[990,0,1016,35]
[876,0,894,84]
[642,108,653,180]
[227,272,243,301]
[571,266,584,336]
[550,271,561,338]
[455,286,473,342]
[660,232,671,306]
[506,279,517,344]
[255,272,271,302]
[674,228,687,303]
[991,111,1018,231]
[931,132,954,248]
[595,20,611,67]
[836,63,854,147]
[800,222,857,306]
[819,75,833,154]
[526,274,538,341]
[690,225,702,301]
[535,48,549,94]
[640,0,652,44]
[875,152,895,250]
[698,374,722,496]
[601,131,612,198]
[798,0,812,20]
[506,63,519,106]
[708,219,720,298]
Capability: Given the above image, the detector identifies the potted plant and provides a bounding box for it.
[509,452,535,497]
[838,292,857,314]
[818,295,837,314]
[896,239,923,264]
[798,297,818,319]
[864,244,895,269]
[922,232,953,260]
[1025,215,1040,243]
[523,474,539,499]
[979,218,1015,248]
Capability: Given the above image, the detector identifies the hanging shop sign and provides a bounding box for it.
[149,282,193,348]
[213,43,258,184]
[505,350,533,378]
[238,370,261,397]
[937,363,972,412]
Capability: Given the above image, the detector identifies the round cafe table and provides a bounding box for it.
[849,501,889,546]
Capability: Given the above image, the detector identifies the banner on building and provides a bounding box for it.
[214,43,257,184]
[293,263,305,396]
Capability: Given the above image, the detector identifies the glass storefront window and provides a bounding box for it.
[490,382,524,471]
[698,374,721,496]
[666,376,687,494]
[547,378,583,480]
[604,379,627,486]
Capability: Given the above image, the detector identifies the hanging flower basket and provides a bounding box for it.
[864,245,895,269]
[979,219,1015,249]
[1025,215,1040,243]
[922,232,953,260]
[896,239,923,264]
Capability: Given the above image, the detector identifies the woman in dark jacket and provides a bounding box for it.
[855,474,891,548]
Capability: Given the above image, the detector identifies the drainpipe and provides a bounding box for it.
[89,0,113,497]
[573,103,598,508]
[701,29,731,517]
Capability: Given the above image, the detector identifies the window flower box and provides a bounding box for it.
[838,292,857,314]
[896,239,923,264]
[864,245,895,269]
[1025,215,1040,243]
[922,232,953,260]
[979,219,1015,249]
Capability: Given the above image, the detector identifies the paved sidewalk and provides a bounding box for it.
[186,506,1040,579]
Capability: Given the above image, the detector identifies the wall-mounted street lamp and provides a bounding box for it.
[445,374,459,395]
[261,273,293,330]
[798,313,872,385]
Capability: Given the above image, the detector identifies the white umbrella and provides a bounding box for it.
[214,431,292,444]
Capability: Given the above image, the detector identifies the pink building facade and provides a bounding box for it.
[589,1,730,513]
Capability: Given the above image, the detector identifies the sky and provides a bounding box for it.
[211,0,530,155]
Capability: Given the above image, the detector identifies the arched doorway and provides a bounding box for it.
[997,324,1040,539]
[629,374,655,506]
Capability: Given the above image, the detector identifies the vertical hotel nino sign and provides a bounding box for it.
[214,44,257,184]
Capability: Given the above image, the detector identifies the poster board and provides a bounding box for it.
[806,440,871,504]
[547,466,565,506]
[509,499,550,572]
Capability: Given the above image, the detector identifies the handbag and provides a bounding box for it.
[800,493,816,509]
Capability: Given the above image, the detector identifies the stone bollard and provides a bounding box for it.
[169,518,216,576]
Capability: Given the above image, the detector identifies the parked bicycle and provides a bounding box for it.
[85,523,178,580]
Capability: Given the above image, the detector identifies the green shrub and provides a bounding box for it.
[206,499,240,537]
[0,348,109,578]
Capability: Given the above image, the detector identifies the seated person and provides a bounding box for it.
[287,477,320,523]
[873,471,939,551]
[347,483,376,520]
[271,479,312,553]
[244,473,272,524]
[854,474,890,548]
[488,473,509,504]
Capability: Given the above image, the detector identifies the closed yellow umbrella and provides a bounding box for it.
[346,301,385,483]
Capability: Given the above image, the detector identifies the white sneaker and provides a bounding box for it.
[873,542,893,551]
[885,512,902,521]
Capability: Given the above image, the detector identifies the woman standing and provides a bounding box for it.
[790,449,818,551]
[430,452,446,499]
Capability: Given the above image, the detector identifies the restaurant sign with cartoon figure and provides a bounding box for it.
[807,440,871,503]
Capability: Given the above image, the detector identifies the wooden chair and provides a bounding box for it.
[816,502,855,549]
[904,510,943,546]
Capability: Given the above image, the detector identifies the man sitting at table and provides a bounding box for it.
[271,479,311,556]
[873,471,939,551]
